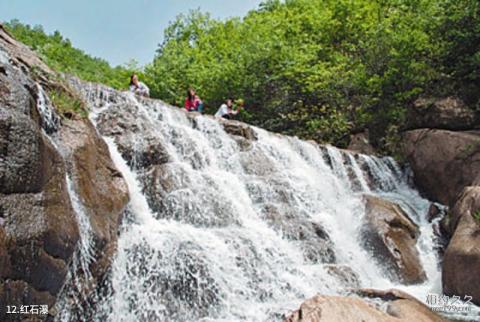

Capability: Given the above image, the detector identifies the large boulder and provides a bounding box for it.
[402,100,480,306]
[442,186,480,305]
[0,45,79,322]
[361,195,426,284]
[284,289,447,322]
[406,96,477,131]
[403,129,480,206]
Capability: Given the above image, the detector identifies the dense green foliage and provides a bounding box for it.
[4,0,479,151]
[147,0,480,149]
[4,19,138,90]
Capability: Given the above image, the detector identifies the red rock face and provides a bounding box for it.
[58,118,129,284]
[0,24,129,321]
[0,27,79,322]
[402,103,480,305]
[284,290,447,322]
[442,187,480,306]
[361,195,426,284]
[403,129,480,207]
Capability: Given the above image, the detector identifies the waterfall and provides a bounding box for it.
[55,176,97,322]
[33,83,98,321]
[36,84,60,134]
[55,81,477,322]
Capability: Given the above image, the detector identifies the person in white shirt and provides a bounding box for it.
[215,98,237,119]
[129,73,150,97]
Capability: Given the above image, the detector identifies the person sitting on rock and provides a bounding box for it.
[215,98,238,119]
[184,88,204,113]
[129,73,150,97]
[234,99,245,114]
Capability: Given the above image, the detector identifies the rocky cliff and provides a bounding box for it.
[403,96,480,305]
[0,25,129,321]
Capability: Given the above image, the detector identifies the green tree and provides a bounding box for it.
[4,19,138,90]
[146,0,479,150]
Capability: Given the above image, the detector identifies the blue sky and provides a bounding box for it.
[0,0,263,66]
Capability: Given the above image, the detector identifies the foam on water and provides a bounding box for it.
[36,84,60,133]
[0,48,9,64]
[55,176,96,321]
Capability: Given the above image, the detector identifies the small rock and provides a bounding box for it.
[426,203,445,223]
[347,131,376,155]
[221,119,258,140]
[324,264,360,288]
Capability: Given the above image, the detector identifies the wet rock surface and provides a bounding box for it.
[361,195,426,284]
[94,102,171,168]
[260,203,336,264]
[442,186,480,305]
[426,202,444,223]
[1,26,78,322]
[219,118,258,141]
[58,118,129,282]
[140,163,240,227]
[323,264,360,289]
[0,24,129,321]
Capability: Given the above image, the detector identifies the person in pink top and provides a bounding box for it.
[184,88,204,113]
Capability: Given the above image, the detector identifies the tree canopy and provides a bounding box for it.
[146,0,479,150]
[4,0,479,152]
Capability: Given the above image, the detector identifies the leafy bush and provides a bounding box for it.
[474,210,480,223]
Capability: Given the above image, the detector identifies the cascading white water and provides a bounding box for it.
[36,84,60,133]
[55,176,97,321]
[0,48,9,64]
[33,84,98,321]
[55,82,479,322]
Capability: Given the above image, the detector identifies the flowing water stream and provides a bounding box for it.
[47,82,479,321]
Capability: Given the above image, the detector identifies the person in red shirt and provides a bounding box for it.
[184,88,204,113]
